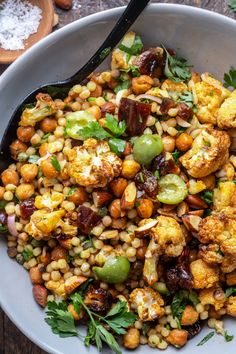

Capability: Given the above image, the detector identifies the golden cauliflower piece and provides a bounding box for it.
[150,216,186,257]
[34,191,64,210]
[226,296,236,317]
[194,73,230,124]
[190,259,219,289]
[198,213,236,273]
[111,48,130,70]
[19,93,56,126]
[198,244,224,265]
[130,287,164,321]
[67,139,122,188]
[179,128,230,178]
[213,181,236,213]
[199,287,226,311]
[161,79,188,93]
[217,89,236,129]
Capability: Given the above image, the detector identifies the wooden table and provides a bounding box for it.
[0,0,234,353]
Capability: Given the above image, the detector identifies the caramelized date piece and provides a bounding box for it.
[185,321,202,339]
[178,103,193,121]
[118,98,151,137]
[151,153,176,176]
[77,206,101,235]
[134,168,158,198]
[84,285,112,312]
[134,50,162,76]
[166,263,193,292]
[20,199,36,219]
[160,98,177,115]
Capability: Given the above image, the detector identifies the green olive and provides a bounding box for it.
[93,256,130,284]
[157,174,188,204]
[133,134,163,165]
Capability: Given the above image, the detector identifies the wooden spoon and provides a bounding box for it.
[0,0,54,64]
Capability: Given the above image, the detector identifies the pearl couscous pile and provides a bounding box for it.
[1,32,236,353]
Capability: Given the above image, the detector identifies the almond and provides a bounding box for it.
[135,219,158,237]
[29,266,43,284]
[59,238,72,250]
[32,284,48,307]
[99,229,119,240]
[185,195,208,209]
[121,182,137,210]
[177,202,189,217]
[65,276,87,295]
[51,246,67,260]
[55,0,72,10]
[92,190,112,208]
[182,214,202,232]
[188,210,204,217]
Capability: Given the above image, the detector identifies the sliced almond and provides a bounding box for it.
[135,219,158,237]
[120,182,137,210]
[177,202,189,217]
[92,190,112,208]
[99,230,119,240]
[59,238,72,250]
[185,195,208,209]
[182,214,202,232]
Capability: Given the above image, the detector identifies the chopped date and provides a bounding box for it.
[151,153,176,176]
[166,264,193,292]
[160,98,177,115]
[185,321,202,339]
[0,211,7,225]
[118,98,151,137]
[84,285,112,312]
[134,168,159,198]
[77,205,101,235]
[134,50,162,76]
[178,103,193,121]
[20,199,37,219]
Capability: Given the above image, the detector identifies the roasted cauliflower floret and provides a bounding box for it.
[217,89,236,129]
[226,296,236,317]
[67,139,122,188]
[34,191,64,210]
[213,181,236,213]
[190,259,219,289]
[179,128,230,178]
[199,287,226,311]
[111,48,130,70]
[130,287,164,321]
[19,93,56,126]
[150,216,186,257]
[161,79,188,93]
[198,244,224,265]
[194,73,230,124]
[198,213,236,273]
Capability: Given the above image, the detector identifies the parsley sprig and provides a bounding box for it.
[201,190,213,205]
[229,0,236,12]
[118,34,143,56]
[171,290,199,321]
[197,331,215,346]
[163,46,192,83]
[224,67,236,89]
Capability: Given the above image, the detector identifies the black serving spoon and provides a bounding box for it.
[0,0,151,169]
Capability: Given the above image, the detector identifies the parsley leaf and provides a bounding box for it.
[79,121,111,140]
[22,249,34,261]
[118,35,143,55]
[104,301,137,335]
[45,301,77,338]
[105,114,126,137]
[0,224,8,233]
[51,155,61,172]
[224,330,234,342]
[197,331,215,346]
[172,149,181,164]
[225,287,236,298]
[171,290,199,320]
[177,91,197,112]
[229,0,236,12]
[121,65,141,77]
[41,133,51,144]
[68,186,77,196]
[163,46,192,83]
[201,190,214,205]
[224,67,236,88]
[109,138,126,156]
[114,80,131,94]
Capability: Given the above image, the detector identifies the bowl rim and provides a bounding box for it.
[1,3,236,354]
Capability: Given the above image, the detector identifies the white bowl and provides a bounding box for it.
[0,4,236,354]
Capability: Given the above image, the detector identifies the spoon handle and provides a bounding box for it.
[64,0,151,86]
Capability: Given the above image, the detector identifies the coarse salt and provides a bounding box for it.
[0,0,42,51]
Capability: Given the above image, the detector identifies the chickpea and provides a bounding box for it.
[10,140,27,160]
[17,126,35,143]
[181,305,199,326]
[176,133,193,151]
[20,164,38,182]
[41,158,59,178]
[39,143,49,157]
[40,118,57,133]
[162,135,176,153]
[121,160,141,179]
[29,266,43,284]
[51,246,67,261]
[0,186,5,199]
[90,84,102,98]
[123,328,140,349]
[111,217,127,229]
[166,329,188,347]
[68,187,88,205]
[1,169,19,186]
[86,106,101,120]
[16,183,34,200]
[101,102,116,116]
[67,304,84,321]
[110,178,128,197]
[137,199,154,218]
[132,75,154,94]
[108,199,122,219]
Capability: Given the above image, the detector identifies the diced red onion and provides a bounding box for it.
[136,94,162,104]
[7,214,18,237]
[38,152,51,164]
[176,116,191,127]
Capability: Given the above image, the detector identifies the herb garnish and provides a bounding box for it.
[0,225,8,232]
[225,287,236,298]
[197,331,215,346]
[22,249,34,261]
[178,91,197,112]
[109,138,126,156]
[105,114,126,137]
[229,0,236,12]
[114,80,131,94]
[201,190,213,205]
[224,67,236,89]
[118,35,143,56]
[171,290,199,320]
[79,121,111,140]
[163,46,192,83]
[224,330,234,342]
[51,155,61,172]
[172,149,181,164]
[68,186,77,196]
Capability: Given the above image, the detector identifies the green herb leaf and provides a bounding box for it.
[172,149,181,164]
[0,200,7,209]
[98,207,108,217]
[79,121,111,140]
[104,301,137,335]
[28,155,40,164]
[109,138,126,156]
[229,0,236,12]
[41,133,51,144]
[51,155,61,172]
[224,330,234,342]
[163,46,192,83]
[85,321,96,346]
[224,67,236,88]
[225,287,236,298]
[105,114,127,137]
[177,91,197,112]
[114,80,131,94]
[203,208,212,217]
[197,331,215,346]
[119,35,143,56]
[68,186,77,196]
[22,249,34,261]
[0,224,8,233]
[121,65,141,77]
[201,190,214,205]
[171,290,199,320]
[96,324,122,354]
[45,301,77,338]
[154,170,160,179]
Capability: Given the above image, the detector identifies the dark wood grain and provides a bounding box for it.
[0,0,234,353]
